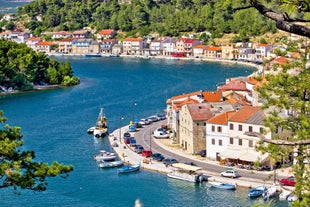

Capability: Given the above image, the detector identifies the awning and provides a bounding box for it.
[219,147,244,160]
[171,163,202,172]
[219,147,268,162]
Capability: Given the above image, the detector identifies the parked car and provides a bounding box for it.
[148,115,159,122]
[124,136,134,144]
[134,145,144,154]
[220,169,239,178]
[139,118,150,125]
[123,132,131,138]
[163,158,178,165]
[197,149,206,157]
[153,130,169,138]
[156,114,166,120]
[184,161,197,166]
[142,150,152,157]
[280,176,296,186]
[152,153,165,161]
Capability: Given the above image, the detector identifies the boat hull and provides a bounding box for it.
[98,160,124,168]
[167,171,202,183]
[117,164,140,173]
[209,182,236,190]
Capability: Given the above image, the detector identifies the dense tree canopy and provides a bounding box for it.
[0,39,79,91]
[253,60,310,206]
[0,111,73,192]
[16,0,277,37]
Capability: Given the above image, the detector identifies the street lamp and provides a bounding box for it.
[132,101,137,122]
[119,116,124,143]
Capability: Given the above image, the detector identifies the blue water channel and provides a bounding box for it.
[0,57,289,206]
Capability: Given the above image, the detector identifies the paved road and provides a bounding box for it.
[133,120,288,184]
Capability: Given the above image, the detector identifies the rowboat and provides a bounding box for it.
[209,182,236,190]
[117,164,140,174]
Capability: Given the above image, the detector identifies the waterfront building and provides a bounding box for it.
[52,31,72,40]
[220,105,270,165]
[179,103,213,154]
[221,43,239,60]
[72,30,91,39]
[58,38,73,54]
[175,38,202,57]
[236,43,255,62]
[25,37,43,50]
[254,43,273,62]
[72,38,99,54]
[35,41,55,53]
[100,39,117,54]
[206,111,236,161]
[97,29,116,41]
[149,38,163,56]
[193,45,208,58]
[205,46,222,59]
[161,37,175,56]
[122,37,144,55]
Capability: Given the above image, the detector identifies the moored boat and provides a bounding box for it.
[94,150,117,162]
[247,186,267,198]
[262,186,277,200]
[209,182,236,190]
[98,160,124,168]
[88,108,108,137]
[167,163,203,183]
[85,53,102,57]
[117,164,140,174]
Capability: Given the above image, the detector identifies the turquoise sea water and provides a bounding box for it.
[0,0,28,14]
[0,57,289,207]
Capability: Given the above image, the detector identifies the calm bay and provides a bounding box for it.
[0,56,288,207]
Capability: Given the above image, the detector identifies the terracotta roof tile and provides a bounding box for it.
[59,38,74,42]
[187,104,214,121]
[99,29,114,35]
[246,76,259,85]
[36,41,54,46]
[228,105,260,123]
[202,91,222,102]
[274,57,289,65]
[124,37,143,41]
[218,80,247,91]
[26,37,42,41]
[206,46,221,51]
[207,111,235,125]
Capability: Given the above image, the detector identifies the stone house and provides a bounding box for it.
[122,37,144,55]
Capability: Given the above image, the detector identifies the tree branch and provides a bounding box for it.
[245,132,310,146]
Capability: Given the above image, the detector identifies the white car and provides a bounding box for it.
[153,130,169,138]
[139,118,150,125]
[220,169,239,178]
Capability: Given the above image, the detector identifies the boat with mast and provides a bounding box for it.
[87,108,108,137]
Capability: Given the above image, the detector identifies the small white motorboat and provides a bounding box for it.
[262,186,277,200]
[209,182,236,190]
[98,160,124,168]
[279,190,291,201]
[94,150,117,162]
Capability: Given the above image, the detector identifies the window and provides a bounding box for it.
[238,124,243,131]
[238,139,242,146]
[212,126,215,132]
[260,127,264,134]
[249,126,253,132]
[249,140,253,148]
[219,140,222,146]
[212,139,215,145]
[230,137,234,144]
[229,123,234,130]
[217,126,222,132]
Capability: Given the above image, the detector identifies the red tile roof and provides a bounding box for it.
[273,57,289,65]
[218,80,247,91]
[228,105,260,123]
[173,98,199,112]
[124,37,143,41]
[99,29,114,35]
[207,111,236,125]
[59,38,74,42]
[256,44,270,47]
[206,46,221,51]
[26,37,42,41]
[36,41,54,46]
[202,91,222,102]
[187,104,214,121]
[246,76,259,85]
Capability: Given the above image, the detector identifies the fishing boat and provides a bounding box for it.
[247,186,267,198]
[85,53,102,57]
[167,163,203,183]
[117,164,140,174]
[88,108,108,137]
[262,186,277,200]
[98,160,124,168]
[209,182,236,190]
[94,150,117,162]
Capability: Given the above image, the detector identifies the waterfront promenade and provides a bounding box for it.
[108,121,294,192]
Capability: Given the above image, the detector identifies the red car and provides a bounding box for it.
[142,150,152,157]
[280,176,296,186]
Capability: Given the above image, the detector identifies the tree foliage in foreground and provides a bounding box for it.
[0,39,79,91]
[255,60,310,206]
[0,111,73,192]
